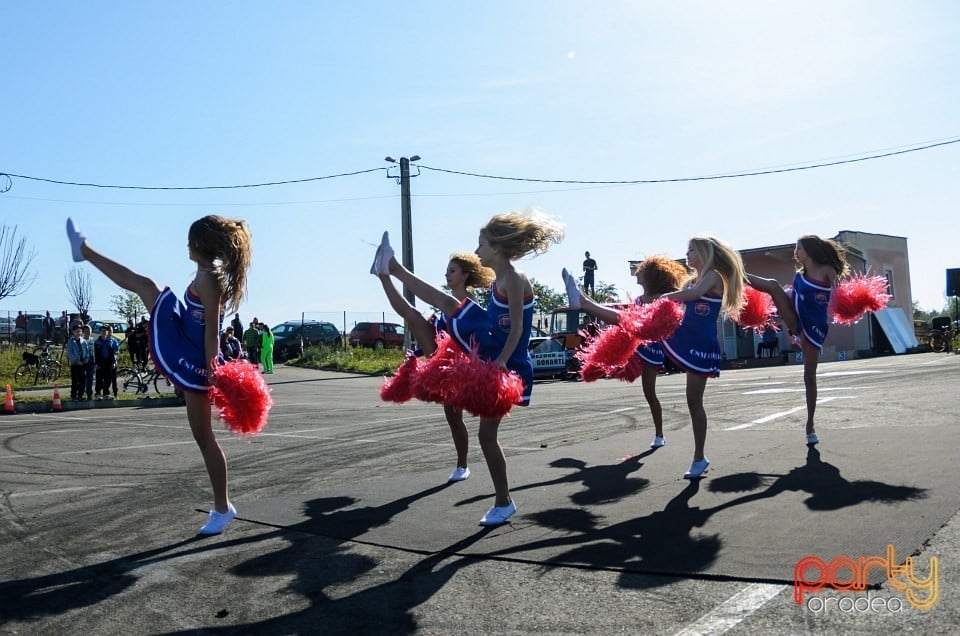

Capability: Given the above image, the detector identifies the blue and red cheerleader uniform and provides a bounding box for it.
[149,286,224,393]
[661,294,723,377]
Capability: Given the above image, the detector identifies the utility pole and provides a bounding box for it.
[385,155,420,348]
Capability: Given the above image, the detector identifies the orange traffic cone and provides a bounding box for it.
[52,384,62,412]
[3,384,14,413]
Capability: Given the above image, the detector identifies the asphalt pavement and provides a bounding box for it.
[1,352,959,635]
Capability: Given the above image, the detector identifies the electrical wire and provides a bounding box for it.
[1,135,957,195]
[417,137,960,184]
[0,167,385,190]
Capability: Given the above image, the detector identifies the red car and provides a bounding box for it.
[349,322,405,349]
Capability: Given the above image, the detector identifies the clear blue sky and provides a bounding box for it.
[2,1,958,329]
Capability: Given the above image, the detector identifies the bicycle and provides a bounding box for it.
[117,361,177,397]
[14,340,64,386]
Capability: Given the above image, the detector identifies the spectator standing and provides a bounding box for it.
[66,324,88,401]
[135,317,149,365]
[582,251,598,294]
[231,312,243,336]
[81,324,96,400]
[42,311,56,341]
[125,318,140,367]
[243,320,261,368]
[94,325,120,399]
[57,311,69,344]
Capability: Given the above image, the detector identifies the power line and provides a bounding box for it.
[418,137,960,184]
[0,167,385,190]
[1,135,957,193]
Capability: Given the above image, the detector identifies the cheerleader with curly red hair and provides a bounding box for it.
[562,255,689,451]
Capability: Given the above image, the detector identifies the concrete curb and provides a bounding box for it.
[3,396,184,414]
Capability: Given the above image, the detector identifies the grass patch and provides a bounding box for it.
[291,344,404,375]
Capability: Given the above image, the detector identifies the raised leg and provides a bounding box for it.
[746,274,798,334]
[378,274,438,356]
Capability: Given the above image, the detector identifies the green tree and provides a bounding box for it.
[587,281,621,304]
[110,291,147,322]
[531,278,565,314]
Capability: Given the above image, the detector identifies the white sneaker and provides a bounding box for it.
[479,500,517,526]
[66,218,87,262]
[806,432,820,445]
[448,466,471,482]
[562,268,581,309]
[376,231,393,275]
[198,503,236,535]
[683,457,710,479]
[650,436,666,448]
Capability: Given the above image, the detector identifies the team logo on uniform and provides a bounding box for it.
[815,292,828,305]
[498,314,511,330]
[190,309,206,325]
[694,302,711,317]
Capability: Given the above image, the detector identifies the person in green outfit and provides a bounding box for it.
[260,324,275,374]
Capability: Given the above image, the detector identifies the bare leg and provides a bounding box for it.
[81,242,162,311]
[577,291,622,324]
[640,365,663,437]
[378,274,438,356]
[478,417,511,507]
[746,274,798,334]
[443,404,469,468]
[387,257,461,316]
[686,373,709,461]
[185,391,230,513]
[801,340,820,436]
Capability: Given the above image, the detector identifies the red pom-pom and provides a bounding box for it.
[576,324,641,377]
[210,359,273,435]
[412,332,465,403]
[609,353,644,383]
[830,274,891,325]
[579,360,607,383]
[736,286,779,331]
[380,354,420,403]
[449,350,524,418]
[620,297,685,342]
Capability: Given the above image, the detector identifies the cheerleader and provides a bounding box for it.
[747,235,849,446]
[563,255,690,450]
[372,210,564,525]
[658,237,746,479]
[375,251,494,482]
[66,215,253,535]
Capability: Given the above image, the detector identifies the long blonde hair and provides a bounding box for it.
[188,215,252,312]
[480,210,565,261]
[688,236,746,318]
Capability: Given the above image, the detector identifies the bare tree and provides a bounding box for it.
[65,267,93,321]
[0,225,38,301]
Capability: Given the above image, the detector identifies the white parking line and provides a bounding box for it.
[672,583,785,636]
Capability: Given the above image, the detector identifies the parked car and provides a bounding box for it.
[272,320,341,361]
[12,314,46,346]
[349,322,405,349]
[88,319,128,341]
